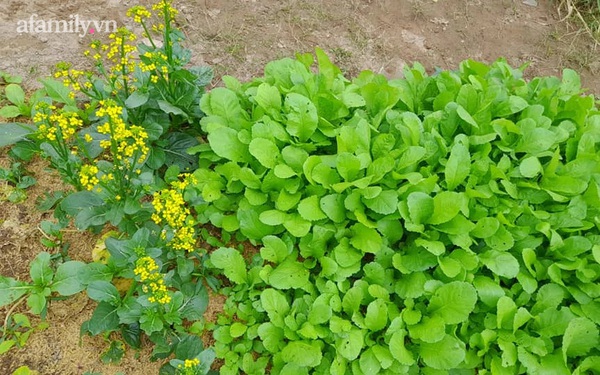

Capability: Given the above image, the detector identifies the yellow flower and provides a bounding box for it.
[134,256,171,304]
[79,164,99,191]
[127,5,152,23]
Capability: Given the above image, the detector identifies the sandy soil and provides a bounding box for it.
[0,0,599,374]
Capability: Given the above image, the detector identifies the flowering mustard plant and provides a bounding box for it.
[152,174,198,252]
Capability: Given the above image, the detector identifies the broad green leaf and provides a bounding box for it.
[350,223,382,253]
[210,247,247,284]
[258,322,284,352]
[389,329,415,365]
[87,301,120,335]
[520,156,543,178]
[30,252,53,286]
[268,258,309,289]
[249,137,280,168]
[281,341,323,367]
[480,250,520,278]
[407,192,434,225]
[255,83,282,113]
[562,317,598,359]
[364,299,388,331]
[429,191,463,225]
[428,281,477,324]
[5,83,25,106]
[207,127,251,163]
[200,87,242,124]
[420,335,466,370]
[284,93,318,141]
[471,217,500,238]
[336,328,364,361]
[41,78,75,104]
[415,239,445,256]
[0,106,22,118]
[298,195,327,221]
[364,190,398,215]
[52,261,86,296]
[261,235,290,264]
[283,213,311,237]
[0,276,30,307]
[445,141,470,191]
[320,194,346,223]
[125,90,149,108]
[359,348,381,374]
[87,281,120,303]
[260,288,290,328]
[408,315,446,343]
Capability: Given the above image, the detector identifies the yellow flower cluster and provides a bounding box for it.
[152,175,198,252]
[134,256,171,304]
[80,164,100,191]
[34,104,83,143]
[53,61,92,99]
[152,0,179,18]
[96,101,150,166]
[126,5,152,23]
[177,358,200,373]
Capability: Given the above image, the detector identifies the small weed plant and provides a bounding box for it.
[0,1,599,374]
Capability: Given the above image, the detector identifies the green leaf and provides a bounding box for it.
[260,288,290,328]
[562,317,599,359]
[480,250,520,278]
[52,261,86,296]
[281,341,323,367]
[389,329,415,365]
[30,252,53,286]
[41,78,75,104]
[140,309,164,334]
[283,213,311,237]
[249,137,280,168]
[210,247,247,284]
[0,105,22,118]
[207,127,251,163]
[0,123,35,147]
[519,156,542,178]
[87,301,119,335]
[320,194,346,223]
[445,140,470,191]
[260,235,290,264]
[87,281,120,303]
[0,276,30,307]
[255,83,281,113]
[407,192,434,224]
[350,223,382,253]
[5,84,25,106]
[258,322,284,352]
[428,281,477,324]
[298,195,327,221]
[200,87,242,123]
[284,93,318,141]
[268,258,309,289]
[420,334,466,370]
[336,328,364,361]
[429,191,463,225]
[60,191,104,215]
[364,299,388,331]
[364,190,398,215]
[125,91,149,108]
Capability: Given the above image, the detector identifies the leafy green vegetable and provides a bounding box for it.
[197,52,600,374]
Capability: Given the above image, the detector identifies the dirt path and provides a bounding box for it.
[1,0,599,374]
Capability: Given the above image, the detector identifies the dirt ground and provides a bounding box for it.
[0,0,599,374]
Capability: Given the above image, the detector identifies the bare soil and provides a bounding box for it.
[0,0,599,374]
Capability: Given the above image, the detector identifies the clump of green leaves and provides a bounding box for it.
[0,160,36,203]
[190,49,600,373]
